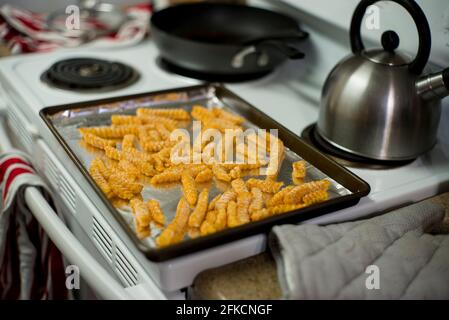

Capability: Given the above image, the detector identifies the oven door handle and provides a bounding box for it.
[24,186,133,300]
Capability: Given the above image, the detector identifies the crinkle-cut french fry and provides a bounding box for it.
[222,162,266,170]
[136,108,190,121]
[121,134,136,151]
[231,178,248,194]
[267,186,295,207]
[147,199,165,226]
[79,125,139,139]
[181,170,198,206]
[249,187,264,214]
[246,178,284,194]
[236,191,251,225]
[81,132,116,149]
[108,173,143,200]
[303,189,329,205]
[188,227,201,239]
[191,105,214,122]
[229,166,241,179]
[203,118,242,132]
[214,207,228,231]
[156,197,191,247]
[200,220,216,236]
[130,198,152,228]
[212,165,231,182]
[118,160,140,179]
[268,203,307,216]
[137,115,178,131]
[151,167,183,184]
[292,160,306,183]
[214,190,236,230]
[104,145,121,161]
[195,168,213,183]
[170,197,190,240]
[90,157,111,179]
[89,166,113,198]
[156,227,177,247]
[283,180,331,205]
[266,137,284,177]
[172,197,192,231]
[109,169,136,182]
[141,139,173,153]
[226,201,239,228]
[208,194,221,211]
[188,188,209,228]
[105,145,154,167]
[251,203,307,221]
[212,107,245,124]
[111,115,143,125]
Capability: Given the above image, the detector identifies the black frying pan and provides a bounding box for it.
[150,3,309,77]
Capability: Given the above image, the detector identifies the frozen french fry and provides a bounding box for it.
[137,108,190,121]
[147,199,166,226]
[246,178,283,194]
[249,187,264,214]
[284,180,331,205]
[188,188,209,228]
[81,132,116,150]
[181,170,198,206]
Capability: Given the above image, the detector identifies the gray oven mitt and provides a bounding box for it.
[269,201,449,299]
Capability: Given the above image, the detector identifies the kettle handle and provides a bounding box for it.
[350,0,431,75]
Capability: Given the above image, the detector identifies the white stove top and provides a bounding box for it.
[0,26,448,294]
[2,40,448,220]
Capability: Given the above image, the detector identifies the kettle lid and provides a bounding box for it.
[362,30,412,66]
[349,0,431,75]
[362,49,412,66]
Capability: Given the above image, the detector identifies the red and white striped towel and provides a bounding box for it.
[0,3,152,54]
[0,150,68,299]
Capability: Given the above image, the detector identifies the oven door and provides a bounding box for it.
[0,103,166,300]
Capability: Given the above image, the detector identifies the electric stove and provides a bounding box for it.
[0,7,448,300]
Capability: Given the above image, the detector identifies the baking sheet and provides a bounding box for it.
[40,84,371,261]
[46,85,352,249]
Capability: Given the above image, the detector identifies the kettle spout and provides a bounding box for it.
[416,68,449,101]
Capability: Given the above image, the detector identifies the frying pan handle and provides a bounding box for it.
[256,40,305,60]
[231,41,305,69]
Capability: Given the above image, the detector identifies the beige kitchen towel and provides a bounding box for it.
[269,201,449,299]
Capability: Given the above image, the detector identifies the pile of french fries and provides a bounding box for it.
[79,105,330,247]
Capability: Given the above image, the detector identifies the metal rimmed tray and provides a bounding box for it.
[40,84,370,261]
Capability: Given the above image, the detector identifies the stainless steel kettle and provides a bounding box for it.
[317,0,449,161]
